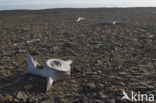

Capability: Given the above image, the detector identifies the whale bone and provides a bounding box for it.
[21,53,72,91]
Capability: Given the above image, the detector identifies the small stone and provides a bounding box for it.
[70,80,76,83]
[148,35,154,38]
[146,85,154,89]
[89,72,98,75]
[109,99,115,103]
[97,70,102,74]
[94,100,103,102]
[91,45,99,49]
[93,93,97,97]
[26,98,34,102]
[97,60,102,64]
[139,82,147,86]
[73,53,81,57]
[110,75,115,79]
[63,42,77,48]
[87,83,96,89]
[53,46,59,52]
[97,83,104,89]
[0,66,4,69]
[136,86,147,89]
[16,92,23,99]
[14,98,20,102]
[38,48,48,54]
[120,81,125,86]
[116,76,123,80]
[24,84,33,89]
[19,49,26,53]
[99,92,107,99]
[2,95,13,102]
[16,91,28,100]
[118,72,127,75]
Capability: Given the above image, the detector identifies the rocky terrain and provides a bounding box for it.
[0,8,156,103]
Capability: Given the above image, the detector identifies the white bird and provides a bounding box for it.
[21,53,72,91]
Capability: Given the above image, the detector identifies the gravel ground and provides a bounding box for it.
[0,8,156,103]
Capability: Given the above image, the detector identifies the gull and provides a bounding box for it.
[21,53,72,91]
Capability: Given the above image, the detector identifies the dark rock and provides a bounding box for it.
[99,92,107,99]
[0,66,4,69]
[97,83,104,89]
[87,83,96,89]
[23,84,33,90]
[38,48,48,54]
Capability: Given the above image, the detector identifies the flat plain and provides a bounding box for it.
[0,8,156,103]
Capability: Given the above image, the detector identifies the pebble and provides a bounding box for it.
[15,49,26,53]
[120,81,125,86]
[87,83,96,89]
[99,92,107,99]
[88,72,98,75]
[94,100,103,103]
[0,66,4,69]
[109,99,115,103]
[118,72,127,75]
[38,48,48,54]
[14,98,20,102]
[97,83,104,89]
[23,84,33,90]
[70,80,77,83]
[53,46,59,52]
[16,91,28,100]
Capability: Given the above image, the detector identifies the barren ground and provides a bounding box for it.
[0,8,156,103]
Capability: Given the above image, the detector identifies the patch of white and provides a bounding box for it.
[113,21,116,25]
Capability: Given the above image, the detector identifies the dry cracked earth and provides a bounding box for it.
[0,8,156,103]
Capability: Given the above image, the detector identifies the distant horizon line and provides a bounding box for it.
[1,6,156,11]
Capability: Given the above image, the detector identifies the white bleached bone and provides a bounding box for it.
[76,17,86,22]
[21,53,72,91]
